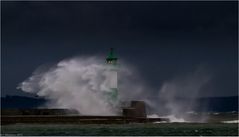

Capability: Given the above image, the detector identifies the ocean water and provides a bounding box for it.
[1,123,238,136]
[1,112,238,136]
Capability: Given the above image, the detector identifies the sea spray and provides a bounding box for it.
[147,114,187,123]
[155,66,211,122]
[18,55,211,121]
[17,56,148,115]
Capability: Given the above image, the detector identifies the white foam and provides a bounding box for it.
[148,114,187,123]
[222,120,239,123]
[147,114,160,118]
[164,115,187,123]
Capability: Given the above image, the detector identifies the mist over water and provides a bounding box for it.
[18,56,211,122]
[157,67,211,122]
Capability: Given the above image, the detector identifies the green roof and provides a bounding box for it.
[106,48,117,60]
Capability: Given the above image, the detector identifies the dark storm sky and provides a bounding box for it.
[2,1,238,97]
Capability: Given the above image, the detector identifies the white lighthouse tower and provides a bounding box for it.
[105,48,118,105]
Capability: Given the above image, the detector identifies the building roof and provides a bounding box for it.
[106,48,117,61]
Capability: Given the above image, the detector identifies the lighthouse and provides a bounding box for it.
[105,48,118,105]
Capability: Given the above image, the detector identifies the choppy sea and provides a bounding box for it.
[1,112,238,136]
